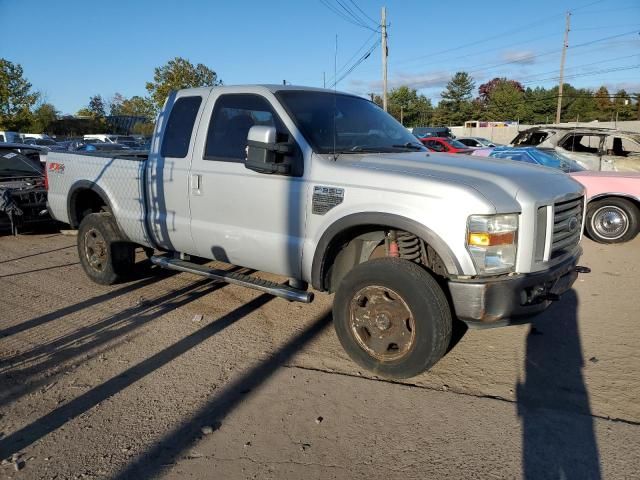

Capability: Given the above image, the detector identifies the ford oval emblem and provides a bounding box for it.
[568,216,579,233]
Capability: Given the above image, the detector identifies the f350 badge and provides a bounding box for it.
[312,185,344,215]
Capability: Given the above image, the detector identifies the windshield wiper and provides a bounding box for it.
[392,142,424,150]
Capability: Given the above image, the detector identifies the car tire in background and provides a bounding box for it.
[585,197,639,244]
[77,212,135,284]
[333,257,452,379]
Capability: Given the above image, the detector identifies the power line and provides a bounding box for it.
[521,64,640,85]
[327,30,379,85]
[329,39,379,88]
[318,0,379,32]
[348,0,378,25]
[515,54,640,82]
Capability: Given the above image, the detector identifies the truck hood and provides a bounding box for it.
[347,151,584,211]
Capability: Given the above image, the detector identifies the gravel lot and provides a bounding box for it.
[0,230,639,479]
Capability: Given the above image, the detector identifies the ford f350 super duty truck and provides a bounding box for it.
[46,85,589,378]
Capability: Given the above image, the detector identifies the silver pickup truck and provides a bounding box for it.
[46,85,588,378]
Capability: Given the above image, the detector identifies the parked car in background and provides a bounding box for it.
[419,137,474,154]
[487,147,584,172]
[457,137,499,148]
[22,137,58,150]
[0,144,48,234]
[411,127,454,139]
[74,143,130,152]
[485,146,639,244]
[0,143,48,164]
[0,131,22,143]
[511,126,640,172]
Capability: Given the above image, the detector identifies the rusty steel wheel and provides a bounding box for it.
[77,212,135,285]
[333,257,452,379]
[350,285,416,362]
[84,227,108,272]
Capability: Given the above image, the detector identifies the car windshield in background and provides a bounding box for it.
[276,91,426,154]
[449,139,469,149]
[536,149,585,172]
[0,151,43,176]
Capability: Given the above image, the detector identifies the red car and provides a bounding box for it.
[419,137,474,154]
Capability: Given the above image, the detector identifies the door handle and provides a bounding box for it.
[191,174,202,195]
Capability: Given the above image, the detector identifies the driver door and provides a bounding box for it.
[189,92,308,277]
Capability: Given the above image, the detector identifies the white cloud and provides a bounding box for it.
[502,50,537,65]
[350,70,451,92]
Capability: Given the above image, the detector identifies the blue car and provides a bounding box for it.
[488,147,584,173]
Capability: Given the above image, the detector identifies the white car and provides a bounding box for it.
[457,137,498,148]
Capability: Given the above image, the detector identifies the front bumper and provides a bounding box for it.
[448,248,583,328]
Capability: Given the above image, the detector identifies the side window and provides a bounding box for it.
[604,136,640,157]
[161,96,202,158]
[560,134,601,154]
[0,134,4,142]
[204,94,285,162]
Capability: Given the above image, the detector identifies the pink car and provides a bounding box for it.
[569,171,640,244]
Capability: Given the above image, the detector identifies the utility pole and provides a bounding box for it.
[381,6,388,112]
[323,72,326,88]
[555,11,571,124]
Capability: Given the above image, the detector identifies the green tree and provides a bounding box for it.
[0,58,39,130]
[119,95,156,119]
[146,57,222,110]
[109,92,126,116]
[374,86,433,127]
[480,78,526,122]
[612,89,635,121]
[594,86,612,121]
[31,103,58,133]
[438,72,475,126]
[88,94,106,118]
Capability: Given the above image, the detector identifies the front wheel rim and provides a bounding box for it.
[349,285,416,362]
[591,206,629,240]
[84,228,108,272]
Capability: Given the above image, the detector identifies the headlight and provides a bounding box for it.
[466,214,518,274]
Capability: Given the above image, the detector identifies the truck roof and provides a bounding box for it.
[174,84,362,97]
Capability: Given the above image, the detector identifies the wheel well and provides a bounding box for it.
[69,188,108,227]
[588,195,640,213]
[321,225,449,293]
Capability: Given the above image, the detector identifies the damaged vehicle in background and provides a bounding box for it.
[511,126,640,172]
[0,145,50,234]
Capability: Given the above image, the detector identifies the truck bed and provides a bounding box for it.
[46,151,151,245]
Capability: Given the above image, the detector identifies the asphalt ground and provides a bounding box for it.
[0,230,638,479]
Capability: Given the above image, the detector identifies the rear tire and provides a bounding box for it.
[77,212,135,285]
[333,258,452,379]
[585,198,638,244]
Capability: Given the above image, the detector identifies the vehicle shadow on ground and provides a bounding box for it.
[111,311,332,479]
[517,289,602,479]
[0,268,246,409]
[0,290,278,460]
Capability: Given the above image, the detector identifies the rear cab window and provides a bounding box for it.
[161,96,203,158]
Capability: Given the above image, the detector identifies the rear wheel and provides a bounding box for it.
[77,212,135,284]
[585,198,638,244]
[333,258,452,379]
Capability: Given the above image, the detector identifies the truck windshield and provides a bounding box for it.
[277,91,426,154]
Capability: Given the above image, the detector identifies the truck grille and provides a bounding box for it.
[551,196,583,258]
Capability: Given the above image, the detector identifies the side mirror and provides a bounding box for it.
[245,125,294,175]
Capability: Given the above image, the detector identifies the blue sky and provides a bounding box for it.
[1,0,638,114]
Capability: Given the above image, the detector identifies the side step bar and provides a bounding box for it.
[150,255,314,303]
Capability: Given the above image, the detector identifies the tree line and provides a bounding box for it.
[375,72,639,128]
[1,57,638,136]
[0,57,221,136]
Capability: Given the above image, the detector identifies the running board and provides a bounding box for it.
[150,256,314,303]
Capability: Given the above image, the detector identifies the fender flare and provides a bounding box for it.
[588,192,640,204]
[67,180,114,228]
[310,212,462,291]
